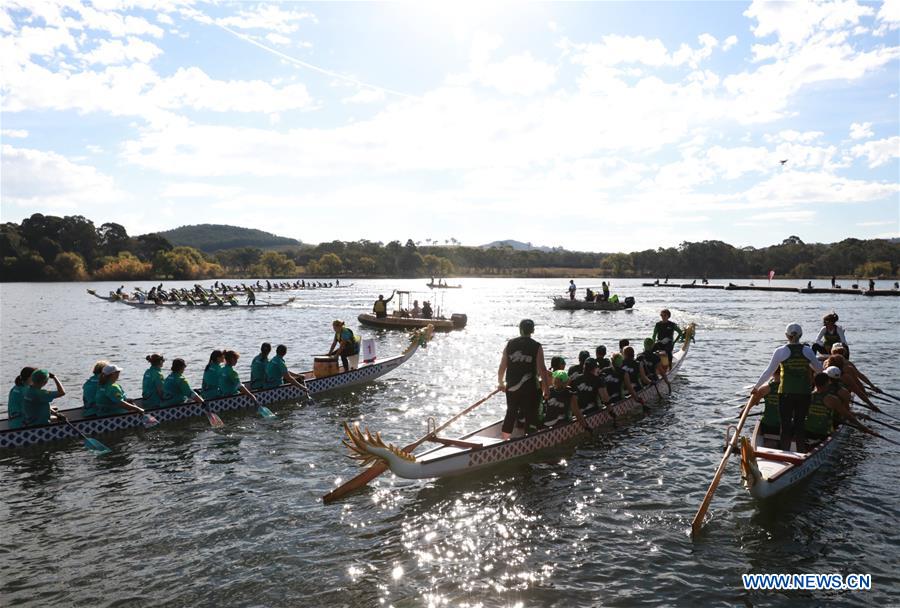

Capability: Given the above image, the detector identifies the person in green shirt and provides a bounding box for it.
[7,366,36,430]
[82,360,109,418]
[328,320,360,372]
[21,369,66,427]
[218,350,260,403]
[95,364,146,417]
[161,358,204,406]
[142,353,166,409]
[264,344,307,390]
[201,350,224,399]
[250,343,271,390]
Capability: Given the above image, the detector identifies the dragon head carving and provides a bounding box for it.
[342,422,417,467]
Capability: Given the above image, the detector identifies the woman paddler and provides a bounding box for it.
[250,343,271,390]
[497,319,550,440]
[82,360,109,417]
[218,350,260,404]
[95,365,146,416]
[161,358,204,406]
[21,369,66,427]
[328,320,360,372]
[142,354,166,409]
[202,350,224,398]
[7,366,36,429]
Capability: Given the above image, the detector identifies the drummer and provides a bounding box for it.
[328,320,360,372]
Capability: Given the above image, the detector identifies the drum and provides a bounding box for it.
[313,356,339,378]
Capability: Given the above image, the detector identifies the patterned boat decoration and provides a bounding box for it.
[344,324,695,480]
[0,327,431,450]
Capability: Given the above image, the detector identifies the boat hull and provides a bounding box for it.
[0,345,420,450]
[740,419,851,499]
[357,313,464,331]
[552,297,633,311]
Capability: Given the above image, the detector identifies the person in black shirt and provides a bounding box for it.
[543,371,576,426]
[651,309,683,368]
[567,350,590,377]
[497,319,550,440]
[595,345,611,369]
[569,358,611,413]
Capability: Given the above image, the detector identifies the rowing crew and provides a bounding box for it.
[748,322,879,453]
[496,314,683,440]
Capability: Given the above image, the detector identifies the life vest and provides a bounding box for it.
[761,380,781,429]
[373,299,387,314]
[804,391,833,436]
[778,344,811,394]
[822,326,841,350]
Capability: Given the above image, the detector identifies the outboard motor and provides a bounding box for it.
[623,296,636,309]
[450,313,468,329]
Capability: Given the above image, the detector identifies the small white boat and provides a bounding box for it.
[344,324,695,480]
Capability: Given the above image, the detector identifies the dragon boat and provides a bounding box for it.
[343,324,695,481]
[738,406,854,499]
[552,296,635,311]
[87,289,294,309]
[0,327,432,450]
[425,282,462,289]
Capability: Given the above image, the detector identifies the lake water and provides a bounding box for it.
[1,278,898,607]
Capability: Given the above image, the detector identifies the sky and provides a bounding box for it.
[1,1,898,252]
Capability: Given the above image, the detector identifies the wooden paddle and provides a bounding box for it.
[872,388,900,403]
[322,387,501,504]
[691,395,756,537]
[857,412,900,434]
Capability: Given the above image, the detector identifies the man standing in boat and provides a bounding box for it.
[372,290,396,319]
[568,280,577,301]
[497,319,551,440]
[750,323,822,452]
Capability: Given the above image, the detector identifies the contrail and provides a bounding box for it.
[215,22,418,100]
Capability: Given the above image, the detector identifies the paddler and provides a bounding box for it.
[830,344,879,393]
[328,320,360,372]
[570,358,611,414]
[750,323,822,452]
[7,366,36,429]
[746,368,782,436]
[822,354,875,409]
[497,319,551,440]
[567,351,590,376]
[594,345,611,369]
[372,290,396,319]
[142,354,166,409]
[21,369,66,427]
[636,339,666,387]
[651,309,684,366]
[219,350,261,404]
[95,365,146,416]
[264,344,307,390]
[250,343,272,390]
[202,350,224,398]
[805,371,861,446]
[543,370,576,426]
[82,361,109,417]
[600,354,644,405]
[161,358,204,406]
[813,312,849,357]
[620,346,651,388]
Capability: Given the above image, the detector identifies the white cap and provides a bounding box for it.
[824,366,842,379]
[785,323,803,337]
[102,364,123,375]
[830,342,844,352]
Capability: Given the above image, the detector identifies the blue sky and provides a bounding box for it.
[1,1,898,252]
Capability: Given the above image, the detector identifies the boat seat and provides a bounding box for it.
[468,435,505,446]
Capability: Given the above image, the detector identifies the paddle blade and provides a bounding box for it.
[84,437,112,455]
[258,405,277,419]
[143,414,159,427]
[206,410,225,428]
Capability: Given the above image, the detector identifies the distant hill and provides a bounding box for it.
[151,224,302,252]
[480,239,559,252]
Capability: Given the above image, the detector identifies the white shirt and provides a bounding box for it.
[814,324,848,347]
[753,343,822,390]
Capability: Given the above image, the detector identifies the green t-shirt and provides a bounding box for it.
[82,374,100,417]
[162,373,194,406]
[265,356,288,389]
[218,365,242,396]
[142,366,165,409]
[250,354,268,389]
[95,383,129,416]
[202,365,223,399]
[22,386,60,426]
[7,385,25,429]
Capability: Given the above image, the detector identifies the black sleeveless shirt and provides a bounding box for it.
[505,336,540,392]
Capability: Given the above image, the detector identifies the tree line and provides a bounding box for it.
[1,213,897,281]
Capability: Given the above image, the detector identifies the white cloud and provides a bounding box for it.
[217,5,316,35]
[744,0,874,48]
[850,136,900,167]
[2,129,29,138]
[877,0,900,27]
[722,35,738,51]
[342,87,387,104]
[1,144,122,209]
[849,121,874,139]
[265,33,291,46]
[83,36,163,65]
[160,182,243,198]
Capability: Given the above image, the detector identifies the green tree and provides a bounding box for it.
[53,252,88,280]
[316,252,343,275]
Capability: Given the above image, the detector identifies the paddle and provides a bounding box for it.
[570,398,592,434]
[857,413,900,434]
[322,387,501,504]
[871,393,899,405]
[854,400,900,422]
[691,395,756,537]
[844,419,900,447]
[201,403,225,428]
[56,413,112,455]
[872,388,900,403]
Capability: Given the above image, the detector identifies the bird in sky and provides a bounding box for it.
[779,159,788,166]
